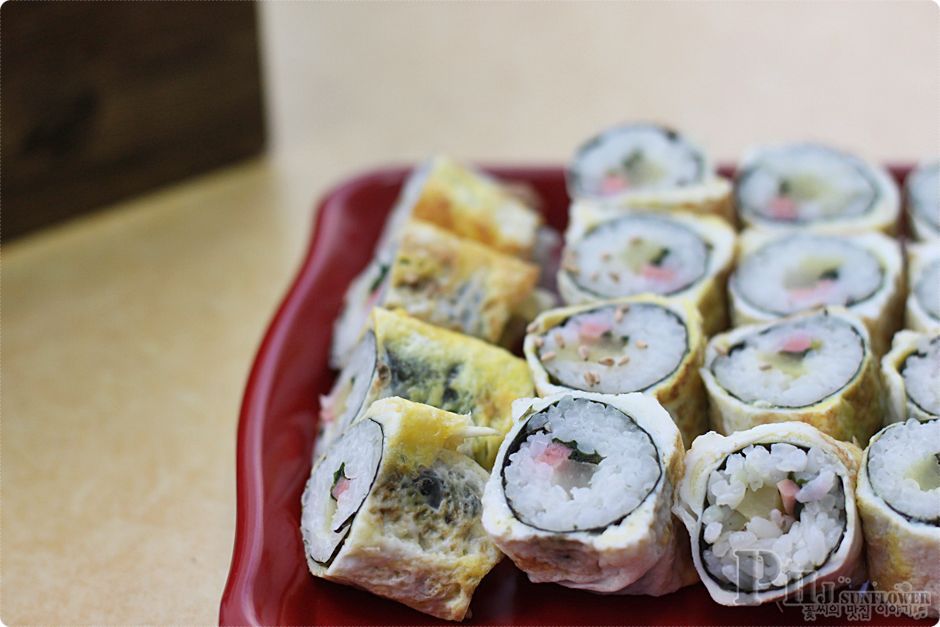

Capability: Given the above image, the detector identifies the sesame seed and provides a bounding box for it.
[601,252,612,261]
[636,339,649,349]
[617,355,630,366]
[609,272,620,283]
[562,261,580,274]
[583,371,600,386]
[715,345,728,356]
[578,346,590,360]
[759,363,772,371]
[614,305,628,322]
[526,321,539,333]
[541,351,556,362]
[554,333,566,348]
[599,356,615,366]
[533,336,544,348]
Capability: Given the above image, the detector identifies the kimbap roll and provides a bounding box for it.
[559,207,736,335]
[301,397,502,621]
[523,295,708,447]
[331,220,539,367]
[734,143,900,234]
[482,392,698,594]
[379,155,542,259]
[318,308,534,468]
[905,160,939,241]
[882,331,940,423]
[567,123,733,222]
[729,230,904,355]
[856,419,940,618]
[674,422,865,606]
[906,242,940,333]
[701,308,883,444]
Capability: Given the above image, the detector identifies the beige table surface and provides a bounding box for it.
[3,3,937,624]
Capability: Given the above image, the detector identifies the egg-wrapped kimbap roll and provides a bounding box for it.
[674,422,865,606]
[302,397,502,621]
[567,123,733,222]
[905,160,939,241]
[729,230,903,355]
[906,242,940,333]
[523,296,707,447]
[856,419,940,618]
[331,220,539,366]
[702,308,883,444]
[734,143,900,234]
[882,331,940,423]
[319,308,533,468]
[482,392,698,595]
[559,207,736,335]
[378,155,542,259]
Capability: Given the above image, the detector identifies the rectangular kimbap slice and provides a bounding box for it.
[301,397,503,621]
[559,206,736,335]
[523,295,708,447]
[905,160,939,242]
[318,308,534,469]
[482,392,698,595]
[331,219,539,366]
[857,419,939,618]
[906,242,940,333]
[674,422,865,606]
[378,155,542,259]
[567,123,734,222]
[701,308,884,444]
[734,143,900,234]
[729,229,904,354]
[882,330,940,423]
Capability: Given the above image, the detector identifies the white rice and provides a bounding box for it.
[331,259,391,367]
[901,337,940,417]
[711,314,864,408]
[701,443,846,591]
[565,213,708,298]
[736,144,878,223]
[906,161,940,232]
[301,418,384,564]
[868,419,940,523]
[569,124,705,197]
[317,333,377,453]
[502,397,660,532]
[537,303,687,393]
[733,234,883,316]
[915,259,940,321]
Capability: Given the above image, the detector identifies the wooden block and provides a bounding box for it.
[1,2,265,241]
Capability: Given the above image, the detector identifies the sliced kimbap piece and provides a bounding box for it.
[567,123,733,222]
[734,143,900,234]
[906,242,940,333]
[318,308,534,468]
[730,230,903,354]
[482,392,698,594]
[857,419,940,618]
[674,422,865,606]
[559,207,736,335]
[523,295,707,447]
[302,397,502,621]
[378,155,542,259]
[702,308,883,444]
[882,331,940,423]
[905,160,940,241]
[331,219,539,367]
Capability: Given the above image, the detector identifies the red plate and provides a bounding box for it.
[220,164,928,626]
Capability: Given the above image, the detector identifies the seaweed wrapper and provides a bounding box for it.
[482,391,698,595]
[523,295,708,448]
[701,307,885,445]
[674,422,865,606]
